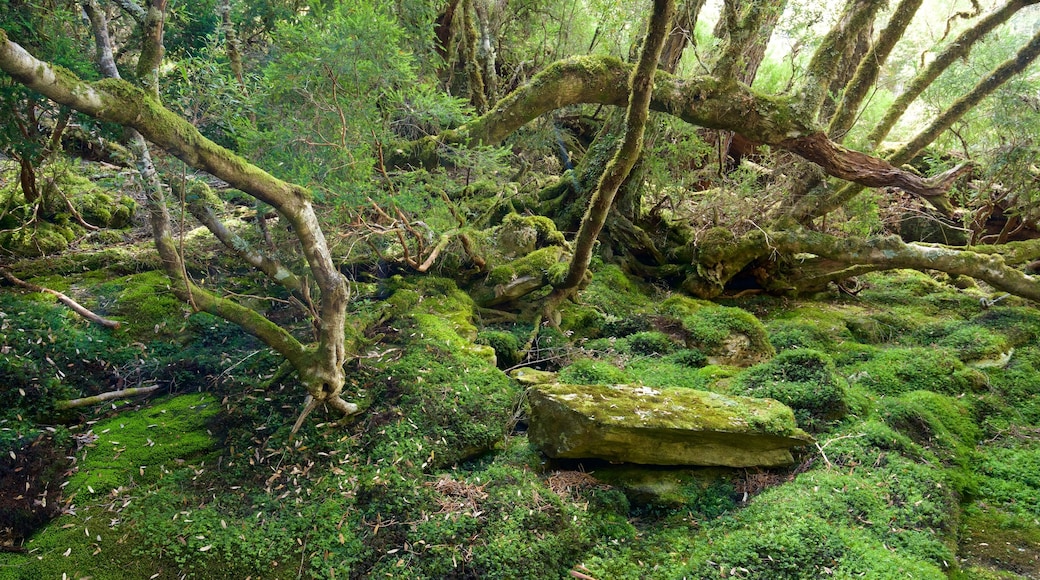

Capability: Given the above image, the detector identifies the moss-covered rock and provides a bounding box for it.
[663,297,774,366]
[528,383,812,467]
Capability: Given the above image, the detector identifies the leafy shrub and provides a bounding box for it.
[620,331,678,356]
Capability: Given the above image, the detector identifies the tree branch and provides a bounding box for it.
[772,228,1040,302]
[0,267,121,329]
[55,385,161,410]
[385,53,966,204]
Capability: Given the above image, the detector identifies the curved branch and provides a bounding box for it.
[773,228,1040,302]
[386,54,959,201]
[178,178,306,294]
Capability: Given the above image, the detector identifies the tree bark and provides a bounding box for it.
[800,0,886,120]
[5,12,357,415]
[659,0,706,72]
[387,54,968,203]
[771,228,1040,302]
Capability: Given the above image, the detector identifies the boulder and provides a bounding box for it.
[528,383,812,468]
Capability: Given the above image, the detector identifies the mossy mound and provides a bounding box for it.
[848,346,983,396]
[359,278,517,467]
[732,349,850,432]
[0,162,136,257]
[685,307,774,366]
[66,393,221,498]
[878,390,980,463]
[92,270,186,340]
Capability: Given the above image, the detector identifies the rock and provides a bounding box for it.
[528,383,812,468]
[510,367,558,385]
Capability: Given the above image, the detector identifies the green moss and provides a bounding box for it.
[850,347,974,396]
[579,265,653,316]
[0,221,77,257]
[558,358,630,384]
[99,270,186,340]
[496,212,568,256]
[733,350,849,432]
[618,331,678,356]
[66,394,220,498]
[678,304,774,365]
[879,390,980,462]
[388,277,496,364]
[958,506,1040,578]
[973,306,1040,347]
[485,245,565,286]
[477,329,522,368]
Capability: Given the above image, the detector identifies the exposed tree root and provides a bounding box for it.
[770,228,1040,301]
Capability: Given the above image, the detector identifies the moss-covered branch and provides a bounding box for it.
[386,53,960,201]
[827,0,924,139]
[0,266,121,329]
[772,228,1040,302]
[799,0,887,119]
[552,0,675,295]
[179,179,306,294]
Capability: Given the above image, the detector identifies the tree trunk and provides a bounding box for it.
[827,0,924,140]
[551,0,675,296]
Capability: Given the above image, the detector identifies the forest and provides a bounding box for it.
[2,0,1040,577]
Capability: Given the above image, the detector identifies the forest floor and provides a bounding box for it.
[2,235,1040,579]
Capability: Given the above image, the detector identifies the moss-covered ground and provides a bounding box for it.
[3,258,1040,579]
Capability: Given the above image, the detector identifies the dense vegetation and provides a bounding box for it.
[3,0,1040,577]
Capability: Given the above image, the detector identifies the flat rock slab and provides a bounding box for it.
[528,383,813,468]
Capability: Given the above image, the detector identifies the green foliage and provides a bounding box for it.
[619,331,678,356]
[241,1,417,201]
[734,350,849,432]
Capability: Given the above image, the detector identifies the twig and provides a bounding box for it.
[55,384,161,410]
[0,266,120,328]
